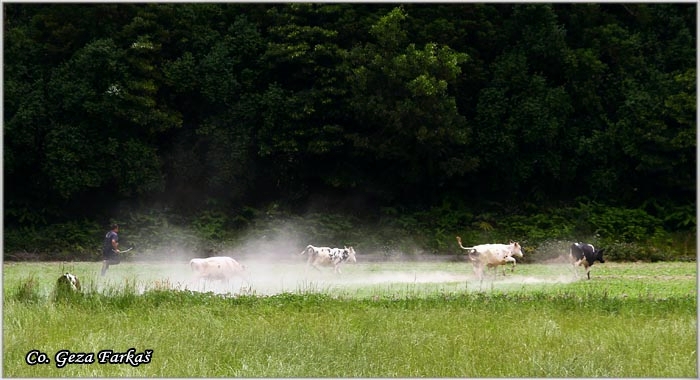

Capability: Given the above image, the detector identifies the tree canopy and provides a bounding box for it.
[4,3,696,226]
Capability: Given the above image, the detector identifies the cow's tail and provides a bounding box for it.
[456,236,477,253]
[299,245,313,256]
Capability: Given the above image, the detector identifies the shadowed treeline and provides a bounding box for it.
[3,3,695,260]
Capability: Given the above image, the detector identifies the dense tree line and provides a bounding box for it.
[4,3,696,231]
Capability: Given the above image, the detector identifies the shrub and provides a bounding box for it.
[192,210,229,241]
[4,220,101,260]
[582,204,663,242]
[120,208,204,256]
[11,276,42,303]
[602,241,669,262]
[2,201,694,263]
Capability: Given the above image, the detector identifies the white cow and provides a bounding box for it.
[189,256,248,282]
[299,245,357,274]
[456,236,524,279]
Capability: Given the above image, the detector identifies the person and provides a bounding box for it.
[101,223,121,276]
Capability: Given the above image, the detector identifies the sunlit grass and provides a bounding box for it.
[3,260,697,377]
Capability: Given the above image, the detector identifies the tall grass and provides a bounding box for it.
[2,261,697,377]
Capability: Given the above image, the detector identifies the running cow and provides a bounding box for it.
[569,242,605,280]
[189,256,248,282]
[299,245,357,274]
[456,236,524,279]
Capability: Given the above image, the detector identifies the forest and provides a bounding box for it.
[3,3,696,260]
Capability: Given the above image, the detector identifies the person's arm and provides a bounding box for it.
[111,237,119,253]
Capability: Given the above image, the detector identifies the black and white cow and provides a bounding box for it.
[56,273,81,292]
[299,245,357,274]
[569,242,605,280]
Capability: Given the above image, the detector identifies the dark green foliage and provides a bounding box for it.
[3,220,101,260]
[116,208,203,255]
[2,202,695,262]
[602,241,665,262]
[3,4,695,261]
[192,210,229,241]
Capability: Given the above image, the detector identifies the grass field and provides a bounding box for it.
[2,258,697,377]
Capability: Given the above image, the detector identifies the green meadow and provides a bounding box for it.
[3,260,697,377]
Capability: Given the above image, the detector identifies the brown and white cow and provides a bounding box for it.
[189,256,248,282]
[456,236,524,279]
[299,245,357,274]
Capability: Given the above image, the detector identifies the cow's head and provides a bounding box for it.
[509,241,524,257]
[345,246,357,263]
[594,248,605,263]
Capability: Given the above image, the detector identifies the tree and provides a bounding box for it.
[472,4,575,201]
[345,6,473,204]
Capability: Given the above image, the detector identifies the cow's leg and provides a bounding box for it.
[482,264,491,278]
[194,276,206,291]
[567,255,576,277]
[477,267,485,290]
[491,264,501,278]
[507,257,517,272]
[472,263,483,281]
[306,257,321,274]
[569,249,580,278]
[487,264,495,277]
[503,258,517,275]
[573,259,586,279]
[579,259,591,280]
[218,278,229,292]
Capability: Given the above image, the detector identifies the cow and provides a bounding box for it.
[56,273,81,292]
[189,256,248,282]
[569,242,605,280]
[299,245,357,274]
[455,236,524,280]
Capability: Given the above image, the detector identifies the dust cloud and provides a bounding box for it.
[98,253,577,298]
[97,221,581,296]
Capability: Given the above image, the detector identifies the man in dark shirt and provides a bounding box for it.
[101,223,121,276]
